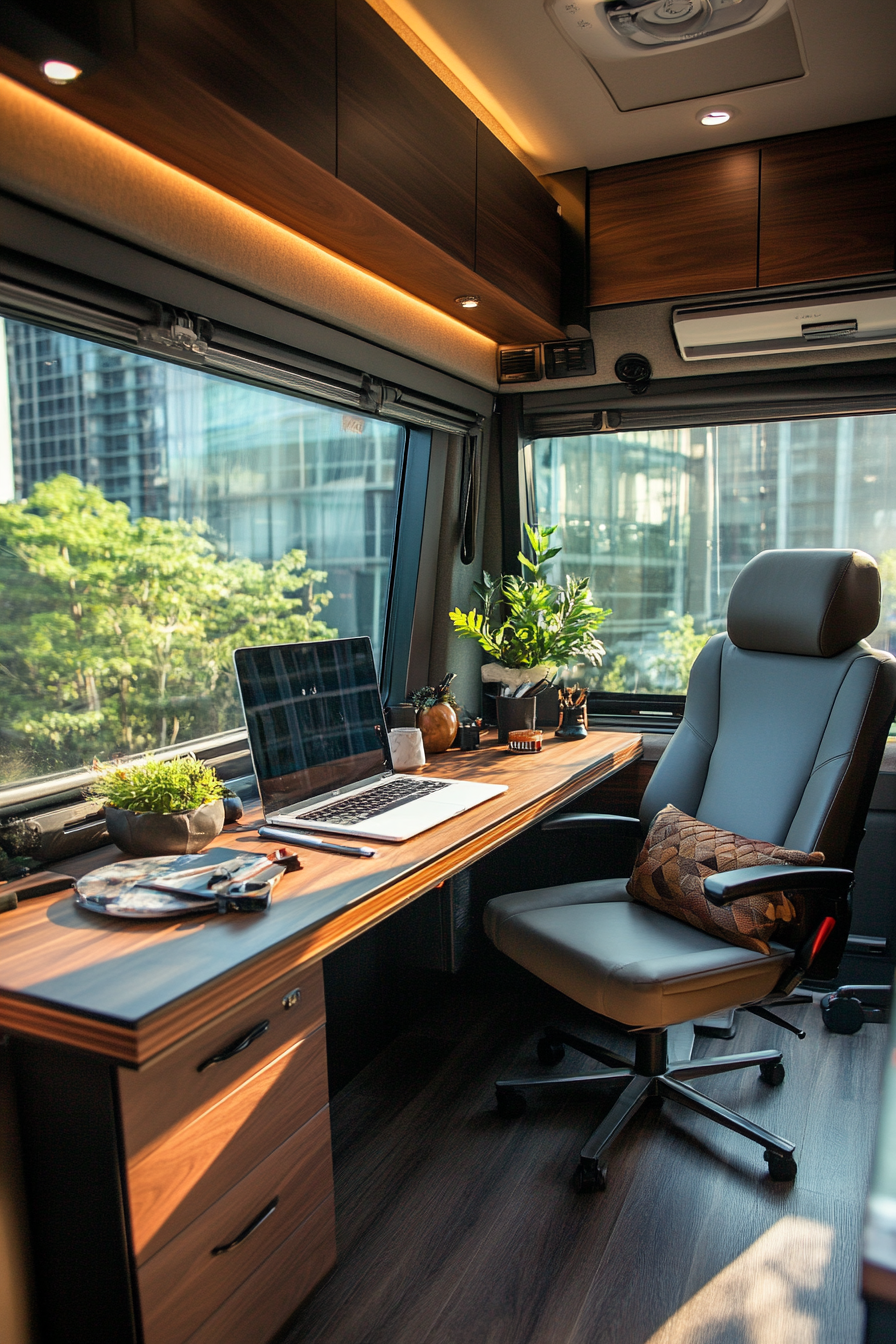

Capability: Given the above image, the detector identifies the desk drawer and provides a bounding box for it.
[119,961,324,1161]
[128,1024,329,1263]
[183,1193,336,1344]
[139,1105,332,1344]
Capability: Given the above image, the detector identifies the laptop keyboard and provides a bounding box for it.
[298,776,451,825]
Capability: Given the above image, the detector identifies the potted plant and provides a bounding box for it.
[449,524,610,690]
[408,674,460,753]
[88,755,229,856]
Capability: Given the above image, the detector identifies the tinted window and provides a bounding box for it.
[0,317,404,785]
[530,415,896,694]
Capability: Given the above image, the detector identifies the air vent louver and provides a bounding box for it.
[544,339,596,379]
[498,346,542,383]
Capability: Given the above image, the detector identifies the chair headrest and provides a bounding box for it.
[727,549,881,657]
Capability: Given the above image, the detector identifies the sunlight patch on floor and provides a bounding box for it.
[646,1216,835,1344]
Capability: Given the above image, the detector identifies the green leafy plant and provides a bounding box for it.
[88,755,228,814]
[449,525,610,671]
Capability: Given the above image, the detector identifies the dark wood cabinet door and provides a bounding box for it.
[336,0,476,268]
[135,0,337,174]
[759,119,896,288]
[476,125,562,327]
[589,146,760,306]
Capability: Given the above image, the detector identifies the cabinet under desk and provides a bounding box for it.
[1,729,640,1344]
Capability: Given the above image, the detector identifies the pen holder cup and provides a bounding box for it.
[556,705,588,740]
[388,727,426,771]
[496,695,536,746]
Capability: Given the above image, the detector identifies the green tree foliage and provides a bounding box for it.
[0,475,336,781]
[592,653,633,693]
[649,614,716,693]
[876,549,896,648]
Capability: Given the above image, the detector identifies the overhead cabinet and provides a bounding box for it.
[135,0,338,175]
[336,0,476,269]
[589,118,896,308]
[759,120,896,288]
[0,0,563,342]
[476,125,562,328]
[589,146,760,307]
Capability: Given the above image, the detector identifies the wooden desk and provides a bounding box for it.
[2,730,640,1344]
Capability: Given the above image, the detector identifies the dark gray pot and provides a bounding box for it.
[104,800,225,856]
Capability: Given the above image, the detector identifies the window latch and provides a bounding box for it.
[138,305,212,359]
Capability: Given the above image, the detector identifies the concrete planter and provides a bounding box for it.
[104,800,225,856]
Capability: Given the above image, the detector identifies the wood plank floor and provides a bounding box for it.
[281,974,887,1344]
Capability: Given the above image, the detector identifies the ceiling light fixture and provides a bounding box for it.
[455,295,480,309]
[40,59,83,84]
[699,107,732,126]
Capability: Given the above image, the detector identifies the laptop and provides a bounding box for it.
[234,637,507,842]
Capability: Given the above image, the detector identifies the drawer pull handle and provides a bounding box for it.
[211,1197,279,1256]
[197,1019,270,1073]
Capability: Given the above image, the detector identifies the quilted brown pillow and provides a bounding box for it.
[627,804,825,955]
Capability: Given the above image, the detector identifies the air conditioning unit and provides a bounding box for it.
[672,287,896,361]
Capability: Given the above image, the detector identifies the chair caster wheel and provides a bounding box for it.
[759,1060,785,1086]
[764,1150,797,1182]
[574,1162,606,1194]
[821,992,865,1035]
[537,1037,565,1066]
[496,1086,527,1119]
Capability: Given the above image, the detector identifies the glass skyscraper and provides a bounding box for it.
[1,318,403,655]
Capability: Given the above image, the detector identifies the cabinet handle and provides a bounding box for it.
[197,1019,270,1073]
[211,1197,279,1255]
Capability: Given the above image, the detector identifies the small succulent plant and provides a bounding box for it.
[88,755,228,814]
[407,674,459,711]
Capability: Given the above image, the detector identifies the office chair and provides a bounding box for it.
[486,549,896,1190]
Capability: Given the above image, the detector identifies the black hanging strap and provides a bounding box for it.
[459,431,480,566]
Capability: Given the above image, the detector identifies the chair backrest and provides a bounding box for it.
[640,549,896,871]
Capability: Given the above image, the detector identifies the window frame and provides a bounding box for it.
[511,362,896,732]
[0,204,488,835]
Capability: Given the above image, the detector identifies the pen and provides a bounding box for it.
[257,825,378,858]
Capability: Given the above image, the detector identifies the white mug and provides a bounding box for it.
[388,727,426,771]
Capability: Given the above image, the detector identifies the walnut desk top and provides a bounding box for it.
[0,730,640,1067]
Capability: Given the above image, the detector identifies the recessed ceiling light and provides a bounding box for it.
[455,295,480,309]
[40,59,83,84]
[699,107,733,126]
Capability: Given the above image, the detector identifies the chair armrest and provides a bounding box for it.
[703,865,853,906]
[541,813,643,834]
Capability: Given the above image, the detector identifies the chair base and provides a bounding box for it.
[822,984,891,1033]
[495,1024,797,1190]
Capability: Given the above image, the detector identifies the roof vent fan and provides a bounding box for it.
[498,346,542,384]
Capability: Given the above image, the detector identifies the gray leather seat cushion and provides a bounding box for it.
[485,886,789,1028]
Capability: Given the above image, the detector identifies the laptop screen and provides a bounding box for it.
[234,638,393,816]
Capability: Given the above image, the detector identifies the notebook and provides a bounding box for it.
[234,638,506,842]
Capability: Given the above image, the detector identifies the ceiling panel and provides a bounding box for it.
[380,0,896,172]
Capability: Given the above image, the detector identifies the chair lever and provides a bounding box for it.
[738,1004,806,1039]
